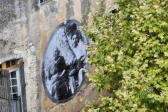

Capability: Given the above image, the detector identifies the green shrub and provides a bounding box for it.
[83,0,168,111]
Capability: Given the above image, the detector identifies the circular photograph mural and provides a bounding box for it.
[42,20,89,103]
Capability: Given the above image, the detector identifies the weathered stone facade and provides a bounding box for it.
[0,0,114,112]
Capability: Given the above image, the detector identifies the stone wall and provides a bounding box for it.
[0,0,115,112]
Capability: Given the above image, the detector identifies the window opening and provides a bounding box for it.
[109,4,119,14]
[11,60,16,66]
[1,59,25,112]
[6,61,10,68]
[40,0,49,4]
[10,71,18,100]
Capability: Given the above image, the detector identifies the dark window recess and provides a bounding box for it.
[109,4,119,14]
[11,60,16,66]
[0,64,1,69]
[111,9,118,13]
[12,87,18,93]
[12,79,17,85]
[11,72,16,78]
[6,61,10,68]
[40,0,48,4]
[12,94,18,100]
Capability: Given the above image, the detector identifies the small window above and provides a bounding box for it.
[1,59,18,70]
[11,60,16,66]
[40,0,49,4]
[109,4,119,14]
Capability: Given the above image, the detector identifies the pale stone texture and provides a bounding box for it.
[0,0,114,112]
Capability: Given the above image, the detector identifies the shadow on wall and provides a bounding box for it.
[42,20,89,103]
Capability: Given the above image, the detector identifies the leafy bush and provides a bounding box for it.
[83,0,168,111]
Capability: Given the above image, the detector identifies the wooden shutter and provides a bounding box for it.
[18,60,27,112]
[0,69,11,112]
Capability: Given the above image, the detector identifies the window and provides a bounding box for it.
[11,60,16,66]
[1,59,25,112]
[2,59,18,70]
[109,4,119,14]
[40,0,49,4]
[10,71,18,100]
[6,61,10,68]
